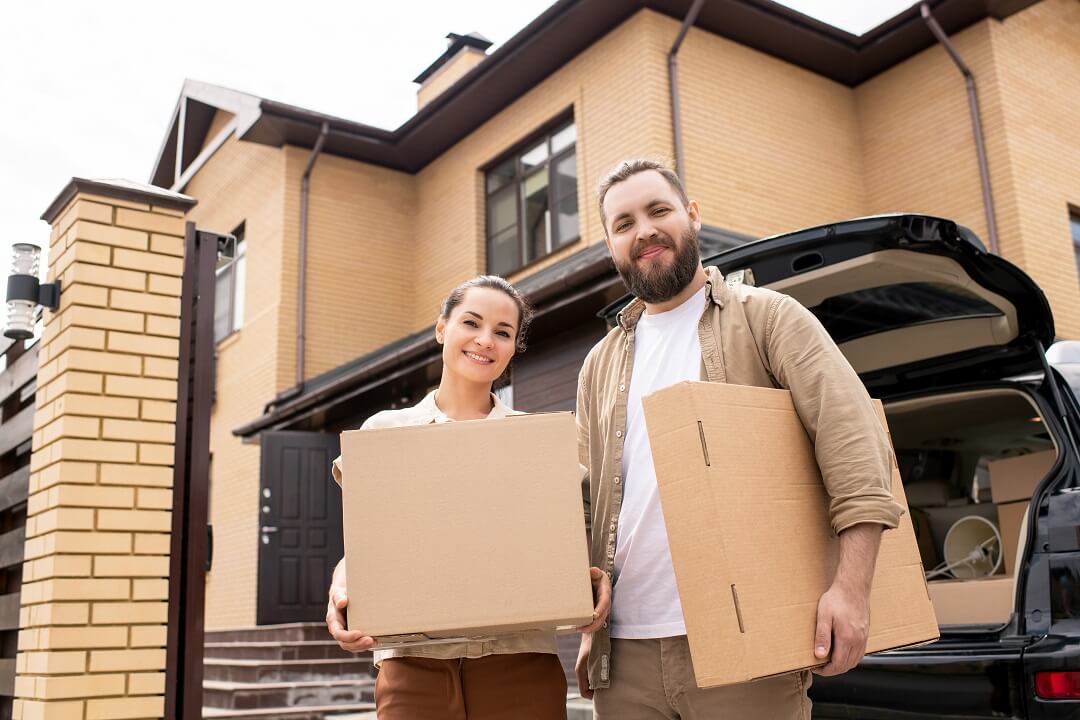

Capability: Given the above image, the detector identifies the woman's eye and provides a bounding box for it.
[497,331,511,338]
[463,319,478,327]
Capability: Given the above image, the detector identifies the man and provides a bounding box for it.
[575,159,903,719]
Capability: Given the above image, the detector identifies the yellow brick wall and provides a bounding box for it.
[988,0,1080,338]
[183,136,287,629]
[16,191,185,720]
[279,148,417,384]
[679,19,867,236]
[418,48,487,110]
[412,10,675,327]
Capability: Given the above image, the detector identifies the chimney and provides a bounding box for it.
[414,32,492,110]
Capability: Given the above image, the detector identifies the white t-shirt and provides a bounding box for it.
[609,285,706,639]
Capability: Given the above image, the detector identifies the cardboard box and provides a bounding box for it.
[997,500,1030,576]
[927,577,1014,625]
[642,381,939,688]
[989,450,1055,504]
[338,412,594,645]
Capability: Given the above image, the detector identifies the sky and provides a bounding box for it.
[0,0,916,272]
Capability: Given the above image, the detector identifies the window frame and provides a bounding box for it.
[484,113,579,276]
[214,221,246,344]
[1070,206,1080,282]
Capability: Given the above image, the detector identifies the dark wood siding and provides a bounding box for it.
[512,322,605,413]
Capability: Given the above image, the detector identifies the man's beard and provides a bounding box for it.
[615,225,701,304]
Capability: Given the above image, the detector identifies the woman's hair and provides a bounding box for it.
[440,275,534,352]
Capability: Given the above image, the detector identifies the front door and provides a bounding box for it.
[257,431,343,625]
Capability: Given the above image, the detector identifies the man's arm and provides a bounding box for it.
[813,523,883,675]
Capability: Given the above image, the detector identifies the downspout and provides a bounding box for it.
[297,121,330,389]
[669,0,705,186]
[920,4,1000,255]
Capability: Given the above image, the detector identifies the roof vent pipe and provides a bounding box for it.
[669,0,705,186]
[297,121,330,388]
[920,3,1000,256]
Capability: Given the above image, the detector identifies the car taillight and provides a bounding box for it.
[1035,671,1080,699]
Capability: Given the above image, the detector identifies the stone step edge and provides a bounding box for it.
[204,678,375,691]
[202,702,376,718]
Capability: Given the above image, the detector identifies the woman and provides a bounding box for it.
[325,275,611,720]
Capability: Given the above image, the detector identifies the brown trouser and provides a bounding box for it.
[592,637,811,719]
[375,652,568,720]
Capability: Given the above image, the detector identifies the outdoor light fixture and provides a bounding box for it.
[4,243,61,340]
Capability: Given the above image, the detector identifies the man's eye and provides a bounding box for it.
[652,208,669,216]
[615,223,631,233]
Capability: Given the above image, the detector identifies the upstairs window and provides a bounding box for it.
[1071,208,1080,282]
[486,119,579,276]
[214,222,246,343]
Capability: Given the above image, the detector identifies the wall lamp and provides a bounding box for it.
[5,243,61,340]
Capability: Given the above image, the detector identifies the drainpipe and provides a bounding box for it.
[297,121,330,388]
[669,0,705,186]
[920,4,1000,255]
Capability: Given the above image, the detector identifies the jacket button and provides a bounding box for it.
[616,430,623,438]
[619,384,625,392]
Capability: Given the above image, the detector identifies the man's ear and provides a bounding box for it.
[435,316,446,345]
[687,200,702,232]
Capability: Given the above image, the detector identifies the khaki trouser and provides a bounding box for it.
[375,652,568,720]
[593,637,811,720]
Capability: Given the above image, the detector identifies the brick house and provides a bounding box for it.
[14,0,1079,716]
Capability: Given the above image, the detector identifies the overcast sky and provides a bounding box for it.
[0,0,915,270]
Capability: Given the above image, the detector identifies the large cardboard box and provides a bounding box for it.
[338,412,594,645]
[927,577,1014,625]
[989,450,1055,504]
[643,381,939,688]
[997,500,1030,576]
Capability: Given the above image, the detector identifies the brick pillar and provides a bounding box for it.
[14,179,196,720]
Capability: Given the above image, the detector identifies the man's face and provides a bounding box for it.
[602,170,702,304]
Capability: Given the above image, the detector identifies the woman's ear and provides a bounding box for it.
[435,316,446,345]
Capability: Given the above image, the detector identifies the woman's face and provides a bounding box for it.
[436,287,520,386]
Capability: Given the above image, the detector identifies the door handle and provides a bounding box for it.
[261,526,278,545]
[262,526,279,533]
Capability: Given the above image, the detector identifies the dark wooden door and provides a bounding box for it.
[257,431,343,625]
[513,322,605,412]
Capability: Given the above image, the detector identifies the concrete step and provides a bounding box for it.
[204,657,375,684]
[206,623,331,644]
[202,702,376,719]
[204,641,358,661]
[203,677,375,710]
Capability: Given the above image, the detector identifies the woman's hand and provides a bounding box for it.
[576,566,612,634]
[325,559,378,653]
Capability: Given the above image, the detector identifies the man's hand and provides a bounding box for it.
[325,558,377,653]
[575,631,594,699]
[812,523,882,676]
[577,567,612,634]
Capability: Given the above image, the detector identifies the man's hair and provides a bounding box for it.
[597,158,689,232]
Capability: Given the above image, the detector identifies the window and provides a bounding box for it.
[486,119,579,276]
[1071,208,1080,280]
[214,222,246,343]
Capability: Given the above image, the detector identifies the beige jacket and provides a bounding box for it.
[331,390,559,664]
[576,266,904,688]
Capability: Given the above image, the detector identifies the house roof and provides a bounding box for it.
[151,0,1039,188]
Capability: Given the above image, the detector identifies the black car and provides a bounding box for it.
[610,214,1080,718]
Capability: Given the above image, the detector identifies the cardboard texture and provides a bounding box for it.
[339,412,594,645]
[989,450,1055,504]
[642,381,939,688]
[997,500,1030,576]
[927,577,1014,625]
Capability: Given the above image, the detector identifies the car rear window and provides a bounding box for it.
[810,282,1003,344]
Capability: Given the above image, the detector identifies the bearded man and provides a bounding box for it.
[575,159,903,719]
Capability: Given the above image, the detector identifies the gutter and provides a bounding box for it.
[669,0,705,185]
[920,3,1000,255]
[297,121,330,389]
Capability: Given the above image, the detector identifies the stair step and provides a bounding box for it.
[206,623,331,644]
[203,678,375,710]
[204,641,358,661]
[204,657,374,683]
[202,702,376,719]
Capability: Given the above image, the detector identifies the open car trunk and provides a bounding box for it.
[884,386,1059,627]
